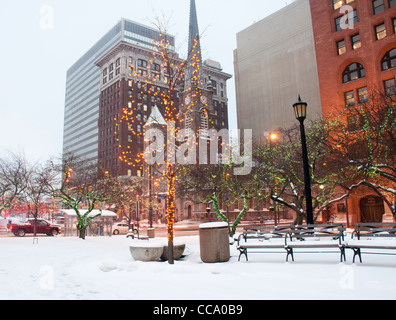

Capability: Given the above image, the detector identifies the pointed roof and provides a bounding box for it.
[188,0,201,58]
[186,0,203,89]
[144,105,167,127]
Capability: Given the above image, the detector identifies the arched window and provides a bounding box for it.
[342,63,366,83]
[200,109,209,130]
[381,48,396,71]
[185,109,193,130]
[200,109,209,139]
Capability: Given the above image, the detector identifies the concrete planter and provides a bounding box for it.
[160,243,186,261]
[199,222,230,263]
[147,228,155,238]
[129,243,164,261]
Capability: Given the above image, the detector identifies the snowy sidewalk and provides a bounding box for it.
[0,235,395,300]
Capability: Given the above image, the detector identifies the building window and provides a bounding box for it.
[375,23,387,40]
[138,59,147,67]
[381,48,396,71]
[345,90,355,107]
[390,0,396,8]
[351,34,361,50]
[185,109,193,130]
[333,0,355,10]
[357,87,369,104]
[373,0,385,14]
[384,78,396,96]
[342,63,366,83]
[347,115,359,132]
[335,9,358,31]
[333,0,343,10]
[393,18,396,33]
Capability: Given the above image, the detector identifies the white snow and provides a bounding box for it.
[1,234,396,300]
[199,222,229,229]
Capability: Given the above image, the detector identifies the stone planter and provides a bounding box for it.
[199,222,230,263]
[147,228,155,238]
[129,243,164,262]
[160,243,186,261]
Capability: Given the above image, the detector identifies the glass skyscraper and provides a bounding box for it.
[63,18,175,163]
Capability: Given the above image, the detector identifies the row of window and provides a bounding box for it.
[334,1,396,34]
[372,0,396,14]
[333,0,395,13]
[337,18,396,56]
[342,48,396,84]
[344,78,395,108]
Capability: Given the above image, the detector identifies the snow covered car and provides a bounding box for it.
[112,223,131,235]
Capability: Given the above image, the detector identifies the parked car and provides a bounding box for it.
[112,222,132,235]
[8,218,61,237]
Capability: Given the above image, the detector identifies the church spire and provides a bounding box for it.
[186,0,202,89]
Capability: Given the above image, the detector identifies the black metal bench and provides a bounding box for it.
[237,225,293,243]
[237,224,346,262]
[284,224,346,262]
[347,223,396,263]
[236,225,295,261]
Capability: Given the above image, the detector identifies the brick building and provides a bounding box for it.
[310,0,396,117]
[234,0,396,224]
[309,0,396,224]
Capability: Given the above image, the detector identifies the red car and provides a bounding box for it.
[8,219,61,237]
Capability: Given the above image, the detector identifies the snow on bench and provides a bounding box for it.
[347,223,396,263]
[237,224,346,262]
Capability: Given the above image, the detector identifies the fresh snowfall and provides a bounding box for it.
[0,233,395,300]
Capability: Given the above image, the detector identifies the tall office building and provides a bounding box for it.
[234,0,322,145]
[63,19,176,163]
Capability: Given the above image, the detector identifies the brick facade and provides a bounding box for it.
[309,0,396,116]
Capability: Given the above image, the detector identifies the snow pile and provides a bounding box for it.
[0,235,395,300]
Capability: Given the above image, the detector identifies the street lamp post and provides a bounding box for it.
[293,96,314,225]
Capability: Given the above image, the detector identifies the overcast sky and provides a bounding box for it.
[0,0,293,161]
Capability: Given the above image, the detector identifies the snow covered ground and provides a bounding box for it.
[0,234,396,300]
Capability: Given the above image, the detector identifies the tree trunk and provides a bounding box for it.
[294,212,304,225]
[166,165,175,265]
[78,228,86,240]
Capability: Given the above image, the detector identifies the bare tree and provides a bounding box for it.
[48,153,121,239]
[23,161,55,236]
[0,151,29,217]
[254,120,351,225]
[325,88,396,218]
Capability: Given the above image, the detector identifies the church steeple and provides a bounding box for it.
[186,0,202,89]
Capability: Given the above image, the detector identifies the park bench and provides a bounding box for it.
[284,223,346,262]
[237,223,346,262]
[347,223,396,263]
[237,225,295,243]
[126,225,149,240]
[236,225,295,261]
